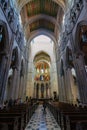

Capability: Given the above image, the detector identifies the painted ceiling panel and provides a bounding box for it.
[19,0,64,41]
[29,19,55,32]
[26,0,59,18]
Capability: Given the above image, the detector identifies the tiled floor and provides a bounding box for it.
[25,105,61,130]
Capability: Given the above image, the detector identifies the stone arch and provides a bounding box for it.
[11,47,19,69]
[0,20,9,67]
[75,21,87,71]
[28,29,57,45]
[24,14,60,32]
[75,20,87,51]
[18,0,66,13]
[0,20,9,102]
[33,50,51,64]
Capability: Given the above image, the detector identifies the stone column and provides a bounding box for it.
[11,68,18,99]
[18,77,22,98]
[61,76,67,102]
[15,71,20,99]
[0,55,9,103]
[19,76,25,99]
[68,69,78,103]
[65,69,74,103]
[33,86,35,98]
[44,84,46,98]
[49,83,52,98]
[38,84,39,98]
[35,85,36,98]
[74,54,87,103]
[46,86,48,98]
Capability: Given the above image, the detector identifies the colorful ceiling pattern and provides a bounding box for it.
[30,19,55,32]
[26,0,58,18]
[19,0,64,40]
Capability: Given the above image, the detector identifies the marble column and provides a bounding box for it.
[15,71,20,99]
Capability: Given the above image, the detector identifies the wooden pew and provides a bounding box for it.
[0,116,19,130]
[0,113,25,130]
[0,102,39,130]
[47,101,87,130]
[64,115,87,130]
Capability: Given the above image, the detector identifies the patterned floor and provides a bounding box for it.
[25,105,61,130]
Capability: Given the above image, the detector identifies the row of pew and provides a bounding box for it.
[0,102,39,130]
[47,102,87,130]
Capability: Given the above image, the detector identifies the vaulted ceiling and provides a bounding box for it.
[34,51,51,64]
[16,0,66,42]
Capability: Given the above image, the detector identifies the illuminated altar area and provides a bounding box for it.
[34,61,51,99]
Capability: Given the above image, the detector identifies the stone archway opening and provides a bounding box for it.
[79,25,87,72]
[6,47,19,100]
[0,21,9,103]
[66,47,78,103]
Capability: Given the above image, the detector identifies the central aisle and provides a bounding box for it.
[25,105,61,130]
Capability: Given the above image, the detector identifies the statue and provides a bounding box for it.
[8,7,14,23]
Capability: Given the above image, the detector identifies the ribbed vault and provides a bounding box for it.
[16,0,66,42]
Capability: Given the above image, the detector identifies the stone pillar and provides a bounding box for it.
[48,87,49,98]
[18,77,22,98]
[0,55,9,103]
[65,69,75,103]
[18,76,25,99]
[44,84,46,98]
[74,54,87,103]
[60,76,66,102]
[46,86,48,98]
[33,85,35,98]
[35,85,36,98]
[38,85,39,99]
[11,68,18,99]
[68,69,78,103]
[15,71,20,99]
[49,83,52,98]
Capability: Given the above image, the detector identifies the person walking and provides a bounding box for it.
[43,101,46,114]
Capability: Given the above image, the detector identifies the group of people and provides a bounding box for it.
[0,98,24,110]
